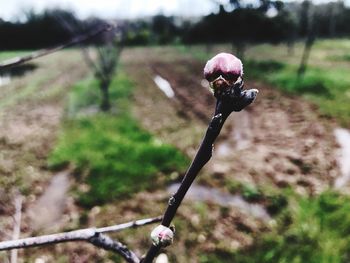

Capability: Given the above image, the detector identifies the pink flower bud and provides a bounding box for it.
[151,225,174,247]
[204,53,243,91]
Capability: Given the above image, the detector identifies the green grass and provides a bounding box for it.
[201,191,350,263]
[226,179,288,215]
[245,40,350,126]
[328,54,350,62]
[49,73,188,207]
[244,59,350,125]
[0,50,31,61]
[0,77,46,109]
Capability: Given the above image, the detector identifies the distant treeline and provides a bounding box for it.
[0,9,108,50]
[1,0,350,50]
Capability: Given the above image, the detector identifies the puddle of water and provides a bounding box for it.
[0,64,37,86]
[232,111,251,150]
[216,143,232,157]
[201,79,210,89]
[168,183,270,222]
[29,171,70,231]
[215,111,252,158]
[334,128,350,188]
[0,74,11,86]
[153,75,175,98]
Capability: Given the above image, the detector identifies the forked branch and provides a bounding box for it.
[0,216,162,263]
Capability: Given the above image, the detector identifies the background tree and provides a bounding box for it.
[82,38,123,111]
[53,12,124,112]
[297,0,315,79]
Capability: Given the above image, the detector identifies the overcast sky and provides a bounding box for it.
[0,0,348,21]
[0,0,219,21]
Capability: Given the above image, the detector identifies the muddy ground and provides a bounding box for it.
[0,46,346,262]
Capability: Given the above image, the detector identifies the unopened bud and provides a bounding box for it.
[150,225,174,247]
[204,53,243,92]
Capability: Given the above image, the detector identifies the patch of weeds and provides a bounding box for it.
[49,73,188,207]
[108,254,123,263]
[241,184,263,202]
[242,58,350,125]
[226,179,288,215]
[226,179,242,194]
[200,249,236,263]
[265,193,288,216]
[245,59,330,97]
[268,68,332,98]
[227,191,350,263]
[297,79,331,97]
[269,62,350,124]
[245,60,285,79]
[342,54,350,61]
[66,74,132,117]
[288,157,313,174]
[0,50,31,61]
[328,54,350,62]
[193,202,209,219]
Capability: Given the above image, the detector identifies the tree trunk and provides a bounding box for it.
[297,35,315,80]
[100,81,111,111]
[297,1,315,80]
[287,37,295,56]
[232,41,245,61]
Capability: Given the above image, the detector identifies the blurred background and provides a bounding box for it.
[0,0,350,262]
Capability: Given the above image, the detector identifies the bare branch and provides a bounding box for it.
[97,216,162,233]
[10,194,23,263]
[0,24,113,71]
[0,216,161,262]
[0,228,96,250]
[90,233,140,263]
[81,47,106,80]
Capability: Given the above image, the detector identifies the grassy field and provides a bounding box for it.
[0,50,31,61]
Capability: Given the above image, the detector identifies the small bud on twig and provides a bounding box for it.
[155,253,169,263]
[204,52,258,110]
[204,52,243,93]
[150,225,174,247]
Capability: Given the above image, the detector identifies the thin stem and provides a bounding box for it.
[90,233,140,263]
[97,216,162,233]
[142,100,230,263]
